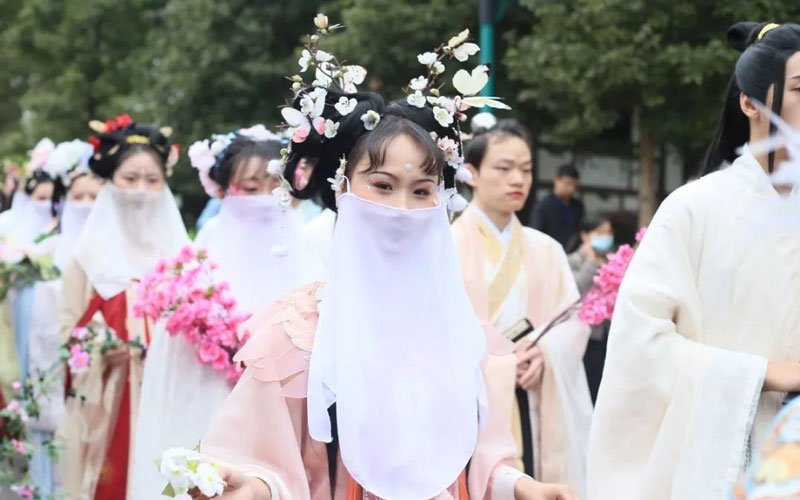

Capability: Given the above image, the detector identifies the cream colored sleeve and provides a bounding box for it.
[59,257,89,339]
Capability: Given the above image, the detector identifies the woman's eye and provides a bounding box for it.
[124,176,137,183]
[374,182,392,191]
[414,189,432,197]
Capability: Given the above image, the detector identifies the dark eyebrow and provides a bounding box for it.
[791,75,800,81]
[370,169,399,180]
[415,178,437,185]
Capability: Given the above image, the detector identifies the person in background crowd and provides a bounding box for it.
[453,119,591,497]
[530,164,584,253]
[567,215,614,404]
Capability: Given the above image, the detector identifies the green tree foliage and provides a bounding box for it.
[504,0,800,220]
[3,0,800,223]
[136,0,324,219]
[2,0,164,147]
[323,0,476,99]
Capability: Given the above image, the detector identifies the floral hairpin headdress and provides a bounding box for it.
[188,124,293,257]
[280,14,369,146]
[188,124,286,197]
[404,29,512,211]
[88,114,179,176]
[26,138,55,175]
[43,140,94,187]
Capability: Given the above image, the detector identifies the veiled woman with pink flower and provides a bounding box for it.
[131,126,315,499]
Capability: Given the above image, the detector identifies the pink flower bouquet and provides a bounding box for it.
[578,228,647,326]
[133,245,250,382]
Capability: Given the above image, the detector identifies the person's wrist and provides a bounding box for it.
[249,476,272,500]
[513,475,536,500]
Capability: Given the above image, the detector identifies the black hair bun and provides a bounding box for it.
[208,135,283,190]
[284,86,386,210]
[88,118,172,180]
[727,22,766,52]
[385,98,461,143]
[24,169,55,195]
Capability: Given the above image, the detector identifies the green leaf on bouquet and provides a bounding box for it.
[161,483,177,497]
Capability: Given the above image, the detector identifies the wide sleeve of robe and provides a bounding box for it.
[522,229,592,494]
[201,285,527,500]
[58,257,92,339]
[586,185,768,500]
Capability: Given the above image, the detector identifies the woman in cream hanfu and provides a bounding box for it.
[25,139,103,496]
[58,115,187,500]
[452,120,591,497]
[192,21,576,500]
[132,125,312,499]
[587,22,800,500]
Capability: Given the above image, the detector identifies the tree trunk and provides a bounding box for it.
[638,125,657,226]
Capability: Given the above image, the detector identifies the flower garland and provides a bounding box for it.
[0,233,60,302]
[0,325,139,499]
[132,245,251,383]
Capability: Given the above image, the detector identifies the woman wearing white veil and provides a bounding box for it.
[22,139,103,496]
[132,125,314,499]
[57,115,187,500]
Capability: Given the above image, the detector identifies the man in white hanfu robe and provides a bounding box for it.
[452,120,592,497]
[587,146,800,499]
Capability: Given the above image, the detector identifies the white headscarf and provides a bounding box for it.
[0,193,53,248]
[306,190,487,499]
[53,200,94,271]
[193,194,311,312]
[74,184,189,298]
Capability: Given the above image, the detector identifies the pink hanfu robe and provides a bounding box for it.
[201,283,528,499]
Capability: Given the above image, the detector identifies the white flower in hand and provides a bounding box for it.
[409,76,428,91]
[361,110,381,131]
[417,52,437,66]
[433,107,454,127]
[191,462,225,497]
[407,91,426,109]
[299,49,313,72]
[160,447,200,474]
[334,96,357,115]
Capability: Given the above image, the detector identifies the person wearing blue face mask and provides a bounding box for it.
[568,215,614,404]
[568,216,614,295]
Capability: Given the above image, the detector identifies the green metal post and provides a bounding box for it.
[479,0,495,102]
